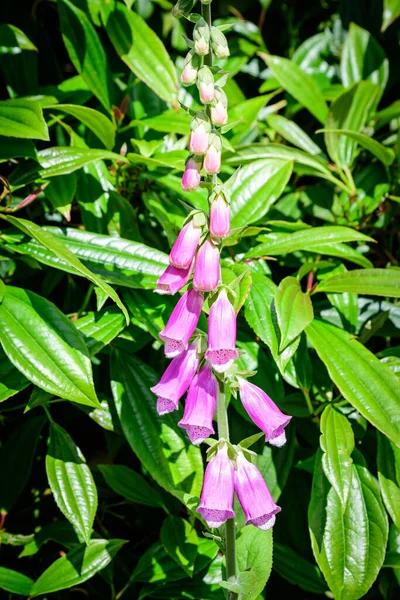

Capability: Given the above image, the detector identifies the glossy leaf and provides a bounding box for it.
[46,423,98,544]
[377,432,400,529]
[236,526,273,600]
[0,286,99,407]
[58,0,113,110]
[47,104,115,150]
[245,226,373,260]
[3,216,128,321]
[320,405,355,508]
[0,416,46,513]
[382,0,400,31]
[161,516,199,577]
[75,307,126,356]
[105,4,178,103]
[273,543,327,594]
[45,172,76,221]
[0,567,33,596]
[306,319,400,447]
[0,346,30,402]
[110,351,203,498]
[322,128,394,167]
[99,464,162,508]
[267,114,323,155]
[274,276,314,350]
[315,268,400,297]
[229,159,293,227]
[309,450,388,600]
[0,98,48,140]
[0,24,37,54]
[31,539,126,597]
[261,54,329,123]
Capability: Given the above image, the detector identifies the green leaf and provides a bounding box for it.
[0,286,99,407]
[58,0,113,110]
[105,4,178,104]
[236,526,273,600]
[219,570,257,595]
[0,24,37,54]
[341,23,389,98]
[0,567,33,596]
[0,136,37,161]
[0,346,30,402]
[274,276,314,350]
[315,268,400,297]
[46,104,115,150]
[261,54,329,123]
[127,150,186,171]
[273,543,327,594]
[31,539,126,597]
[320,405,355,508]
[382,0,400,31]
[0,416,46,513]
[306,319,400,447]
[267,114,323,156]
[99,464,162,508]
[3,216,128,321]
[132,110,191,136]
[4,225,168,291]
[309,449,388,600]
[255,427,295,501]
[0,98,48,140]
[245,226,373,260]
[46,423,98,544]
[377,432,400,529]
[75,307,126,356]
[229,159,293,227]
[161,516,198,577]
[46,173,77,221]
[322,129,395,167]
[110,351,203,498]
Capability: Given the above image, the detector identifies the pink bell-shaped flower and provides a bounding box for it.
[178,363,217,444]
[204,133,222,175]
[170,219,201,270]
[156,262,193,295]
[238,377,291,447]
[193,17,210,56]
[160,288,204,358]
[210,88,228,127]
[181,50,200,86]
[205,289,238,372]
[197,444,235,528]
[189,112,211,155]
[150,342,200,415]
[193,239,220,292]
[197,66,215,104]
[235,452,281,530]
[182,157,202,191]
[210,193,230,238]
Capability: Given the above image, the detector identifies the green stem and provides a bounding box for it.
[201,3,213,68]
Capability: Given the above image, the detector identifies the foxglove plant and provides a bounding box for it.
[151,0,291,593]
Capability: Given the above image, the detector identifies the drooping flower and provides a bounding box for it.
[197,66,215,104]
[210,88,228,127]
[193,239,220,292]
[205,289,238,372]
[189,112,211,155]
[169,219,201,270]
[210,193,230,238]
[204,132,222,175]
[211,27,230,59]
[238,377,291,447]
[178,363,217,444]
[182,157,202,191]
[156,263,193,295]
[234,452,281,530]
[181,50,201,86]
[150,342,200,415]
[160,288,204,357]
[197,444,235,528]
[193,17,210,56]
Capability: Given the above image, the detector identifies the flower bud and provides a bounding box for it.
[182,156,202,191]
[178,364,217,444]
[189,112,211,155]
[197,66,215,104]
[160,288,204,357]
[211,27,230,59]
[156,262,193,295]
[193,17,210,56]
[170,219,201,269]
[193,238,220,292]
[181,50,201,86]
[210,88,228,126]
[210,193,230,238]
[204,132,222,175]
[197,445,235,528]
[205,288,238,372]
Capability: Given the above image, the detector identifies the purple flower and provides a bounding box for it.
[205,289,238,372]
[197,445,235,528]
[156,263,193,295]
[238,377,291,447]
[210,193,230,238]
[182,157,201,191]
[193,239,220,292]
[160,288,204,358]
[235,452,281,530]
[150,342,200,415]
[178,363,217,444]
[170,220,201,270]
